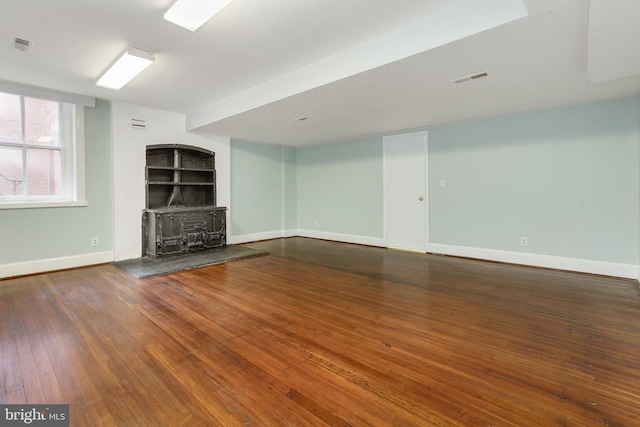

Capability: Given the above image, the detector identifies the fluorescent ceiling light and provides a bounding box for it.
[164,0,233,31]
[96,48,154,90]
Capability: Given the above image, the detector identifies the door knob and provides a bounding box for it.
[418,196,424,201]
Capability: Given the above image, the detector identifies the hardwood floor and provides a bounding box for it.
[2,237,640,426]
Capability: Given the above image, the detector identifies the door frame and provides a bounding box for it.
[383,130,429,251]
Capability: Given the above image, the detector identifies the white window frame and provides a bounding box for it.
[0,81,95,210]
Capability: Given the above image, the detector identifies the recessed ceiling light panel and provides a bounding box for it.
[97,47,155,90]
[164,0,233,31]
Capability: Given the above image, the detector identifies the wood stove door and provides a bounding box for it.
[203,208,226,248]
[158,212,187,255]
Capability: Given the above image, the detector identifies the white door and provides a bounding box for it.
[384,131,428,252]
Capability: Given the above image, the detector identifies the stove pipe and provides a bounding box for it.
[166,149,186,207]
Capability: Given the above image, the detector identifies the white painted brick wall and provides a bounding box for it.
[112,101,230,261]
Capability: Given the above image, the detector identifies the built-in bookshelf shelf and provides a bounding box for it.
[145,144,217,209]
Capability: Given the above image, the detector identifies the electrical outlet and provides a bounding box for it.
[314,220,320,228]
[91,237,99,247]
[520,237,528,247]
[440,179,446,187]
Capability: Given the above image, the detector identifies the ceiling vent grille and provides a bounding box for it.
[131,118,147,130]
[289,116,309,123]
[452,71,488,84]
[10,35,34,52]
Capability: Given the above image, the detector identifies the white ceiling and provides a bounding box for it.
[1,0,638,146]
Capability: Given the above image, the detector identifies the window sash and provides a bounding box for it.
[0,85,85,207]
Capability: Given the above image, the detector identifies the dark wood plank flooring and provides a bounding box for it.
[2,237,640,426]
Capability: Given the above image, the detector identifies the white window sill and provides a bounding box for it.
[0,200,88,210]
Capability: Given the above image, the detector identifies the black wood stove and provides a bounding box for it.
[141,144,226,257]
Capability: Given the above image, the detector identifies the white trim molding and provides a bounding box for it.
[229,229,297,245]
[297,229,386,248]
[229,229,384,247]
[0,201,88,210]
[428,243,638,280]
[0,251,113,280]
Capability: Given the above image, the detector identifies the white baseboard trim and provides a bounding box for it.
[296,229,386,247]
[427,243,638,280]
[230,229,385,247]
[0,251,114,280]
[229,229,297,245]
[282,229,298,238]
[4,237,634,281]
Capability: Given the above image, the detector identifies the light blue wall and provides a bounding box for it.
[296,136,383,237]
[230,136,384,239]
[0,99,113,264]
[229,96,639,267]
[429,97,640,264]
[5,96,635,273]
[230,140,295,235]
[283,145,297,230]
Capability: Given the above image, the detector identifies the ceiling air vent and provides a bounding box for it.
[452,71,488,84]
[131,118,147,130]
[10,35,34,52]
[289,116,309,123]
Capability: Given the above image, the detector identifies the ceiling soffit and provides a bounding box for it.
[185,0,529,132]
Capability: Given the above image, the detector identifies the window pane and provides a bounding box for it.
[24,97,60,147]
[0,88,79,205]
[26,147,61,196]
[0,146,24,196]
[0,93,21,144]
